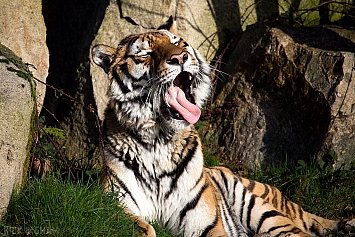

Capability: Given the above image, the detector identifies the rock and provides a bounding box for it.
[0,44,35,217]
[0,0,49,109]
[205,22,355,168]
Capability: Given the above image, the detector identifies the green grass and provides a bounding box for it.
[0,174,175,237]
[1,175,144,236]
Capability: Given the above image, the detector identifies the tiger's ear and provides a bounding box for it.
[92,44,117,73]
[157,15,176,34]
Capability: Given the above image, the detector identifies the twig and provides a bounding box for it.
[241,0,265,29]
[37,101,66,131]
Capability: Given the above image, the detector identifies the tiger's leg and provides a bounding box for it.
[207,167,342,237]
[214,166,355,236]
[247,177,355,236]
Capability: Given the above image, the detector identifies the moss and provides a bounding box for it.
[22,102,36,186]
[0,58,10,64]
[0,44,36,100]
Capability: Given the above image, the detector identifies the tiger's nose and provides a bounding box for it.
[167,51,188,65]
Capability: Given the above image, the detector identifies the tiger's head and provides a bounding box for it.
[92,17,211,136]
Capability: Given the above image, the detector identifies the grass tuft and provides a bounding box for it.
[1,175,143,236]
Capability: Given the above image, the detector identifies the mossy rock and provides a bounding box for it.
[0,43,35,218]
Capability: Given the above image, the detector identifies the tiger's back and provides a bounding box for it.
[92,16,355,237]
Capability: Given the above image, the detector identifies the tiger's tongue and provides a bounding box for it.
[165,86,201,124]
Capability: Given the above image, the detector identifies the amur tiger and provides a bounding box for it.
[91,16,355,237]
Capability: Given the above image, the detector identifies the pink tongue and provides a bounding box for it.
[164,86,201,124]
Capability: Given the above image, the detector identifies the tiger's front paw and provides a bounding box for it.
[141,224,156,237]
[138,220,156,237]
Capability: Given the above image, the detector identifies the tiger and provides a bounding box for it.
[91,16,355,237]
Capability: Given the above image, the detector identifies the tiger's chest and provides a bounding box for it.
[104,128,204,221]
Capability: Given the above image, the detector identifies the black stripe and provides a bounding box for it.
[280,196,286,214]
[247,180,256,192]
[260,184,270,199]
[190,172,204,191]
[179,184,208,226]
[112,69,130,94]
[220,169,229,191]
[162,137,199,198]
[200,215,218,237]
[274,227,302,237]
[246,194,256,235]
[285,199,291,218]
[111,173,139,209]
[291,202,297,220]
[271,187,278,208]
[267,223,292,233]
[232,177,238,206]
[298,205,308,231]
[239,188,247,225]
[256,210,285,233]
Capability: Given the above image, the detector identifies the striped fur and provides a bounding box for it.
[92,17,355,237]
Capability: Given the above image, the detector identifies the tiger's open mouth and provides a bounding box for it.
[164,71,201,124]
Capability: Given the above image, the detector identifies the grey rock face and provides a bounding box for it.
[206,23,355,168]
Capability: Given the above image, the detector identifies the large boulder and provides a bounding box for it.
[0,44,34,217]
[0,0,49,109]
[205,22,355,168]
